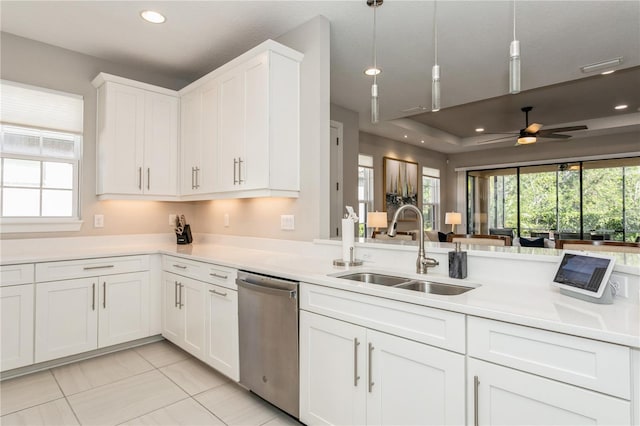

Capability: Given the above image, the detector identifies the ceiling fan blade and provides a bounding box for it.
[476,136,513,145]
[525,123,543,134]
[539,125,588,134]
[539,134,571,139]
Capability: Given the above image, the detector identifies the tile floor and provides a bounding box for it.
[0,341,301,426]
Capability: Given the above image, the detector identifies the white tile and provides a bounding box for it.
[121,398,224,426]
[159,358,228,395]
[0,370,63,416]
[134,341,189,368]
[0,398,78,426]
[195,382,280,426]
[261,414,304,426]
[52,349,154,395]
[67,370,187,426]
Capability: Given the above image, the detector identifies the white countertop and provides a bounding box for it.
[2,234,639,349]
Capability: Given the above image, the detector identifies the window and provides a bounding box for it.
[0,80,83,232]
[466,157,640,242]
[358,154,374,237]
[422,167,440,231]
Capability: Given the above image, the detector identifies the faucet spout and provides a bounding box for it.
[388,204,439,274]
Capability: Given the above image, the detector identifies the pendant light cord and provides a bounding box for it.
[373,2,378,85]
[433,0,438,65]
[513,0,516,41]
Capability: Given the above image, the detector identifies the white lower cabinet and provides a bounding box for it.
[467,358,631,426]
[204,283,239,381]
[1,284,35,371]
[300,310,465,426]
[162,272,205,358]
[35,272,150,363]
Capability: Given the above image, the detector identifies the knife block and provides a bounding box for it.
[176,224,193,245]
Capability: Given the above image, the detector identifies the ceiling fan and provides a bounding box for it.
[478,106,588,146]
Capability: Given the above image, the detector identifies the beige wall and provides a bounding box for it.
[190,16,331,241]
[359,131,448,231]
[1,33,197,240]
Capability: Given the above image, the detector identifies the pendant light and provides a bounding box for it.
[431,0,440,112]
[509,0,521,94]
[367,0,382,123]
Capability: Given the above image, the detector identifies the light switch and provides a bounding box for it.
[169,214,177,226]
[224,213,230,227]
[94,214,104,228]
[281,215,295,231]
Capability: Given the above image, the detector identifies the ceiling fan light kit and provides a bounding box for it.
[509,0,521,94]
[368,0,383,124]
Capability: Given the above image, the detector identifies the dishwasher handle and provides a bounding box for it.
[236,278,297,299]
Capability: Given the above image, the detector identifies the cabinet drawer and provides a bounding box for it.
[468,316,631,399]
[162,255,205,281]
[202,264,237,290]
[36,256,149,282]
[0,264,34,286]
[300,283,465,353]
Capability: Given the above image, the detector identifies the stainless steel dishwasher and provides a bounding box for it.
[237,271,299,418]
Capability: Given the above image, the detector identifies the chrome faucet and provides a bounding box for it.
[388,204,439,274]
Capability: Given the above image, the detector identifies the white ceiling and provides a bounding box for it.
[2,1,639,153]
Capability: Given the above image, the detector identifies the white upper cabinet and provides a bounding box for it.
[93,73,179,200]
[180,39,303,200]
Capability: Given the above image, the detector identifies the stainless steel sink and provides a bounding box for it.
[334,272,475,295]
[394,280,473,295]
[337,272,408,286]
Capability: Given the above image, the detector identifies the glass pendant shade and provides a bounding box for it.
[431,64,441,112]
[509,39,521,94]
[371,82,379,123]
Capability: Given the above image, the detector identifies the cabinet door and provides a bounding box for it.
[204,284,239,380]
[180,90,202,195]
[367,329,465,426]
[467,358,631,426]
[1,284,34,371]
[143,92,178,196]
[198,79,219,194]
[98,272,150,348]
[300,311,367,426]
[241,53,269,190]
[181,277,205,358]
[217,66,245,192]
[35,278,98,363]
[100,82,145,195]
[162,272,183,345]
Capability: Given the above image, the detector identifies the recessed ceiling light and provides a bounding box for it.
[614,104,628,110]
[580,57,623,73]
[364,67,381,76]
[403,135,408,138]
[601,70,615,75]
[140,10,166,24]
[475,128,485,132]
[420,140,425,144]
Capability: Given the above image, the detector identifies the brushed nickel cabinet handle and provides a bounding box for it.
[174,281,179,308]
[233,158,238,185]
[191,167,195,190]
[172,264,187,269]
[92,283,96,311]
[147,168,150,190]
[353,338,360,386]
[368,342,374,393]
[474,375,480,426]
[209,288,227,297]
[209,272,228,280]
[138,167,142,190]
[83,265,114,270]
[195,167,200,189]
[238,158,244,183]
[103,282,106,308]
[178,283,184,309]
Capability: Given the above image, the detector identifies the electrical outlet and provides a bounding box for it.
[169,214,177,226]
[609,273,629,298]
[94,214,104,228]
[224,213,230,227]
[281,215,295,231]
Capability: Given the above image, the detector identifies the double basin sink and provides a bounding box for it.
[334,272,474,296]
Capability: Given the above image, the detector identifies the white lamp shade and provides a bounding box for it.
[367,211,387,229]
[445,212,462,225]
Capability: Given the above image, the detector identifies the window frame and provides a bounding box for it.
[422,167,441,231]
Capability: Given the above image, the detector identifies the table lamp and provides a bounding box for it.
[445,212,462,234]
[367,211,387,236]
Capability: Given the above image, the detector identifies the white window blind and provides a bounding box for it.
[0,80,84,134]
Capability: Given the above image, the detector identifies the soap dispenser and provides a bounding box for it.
[448,242,467,279]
